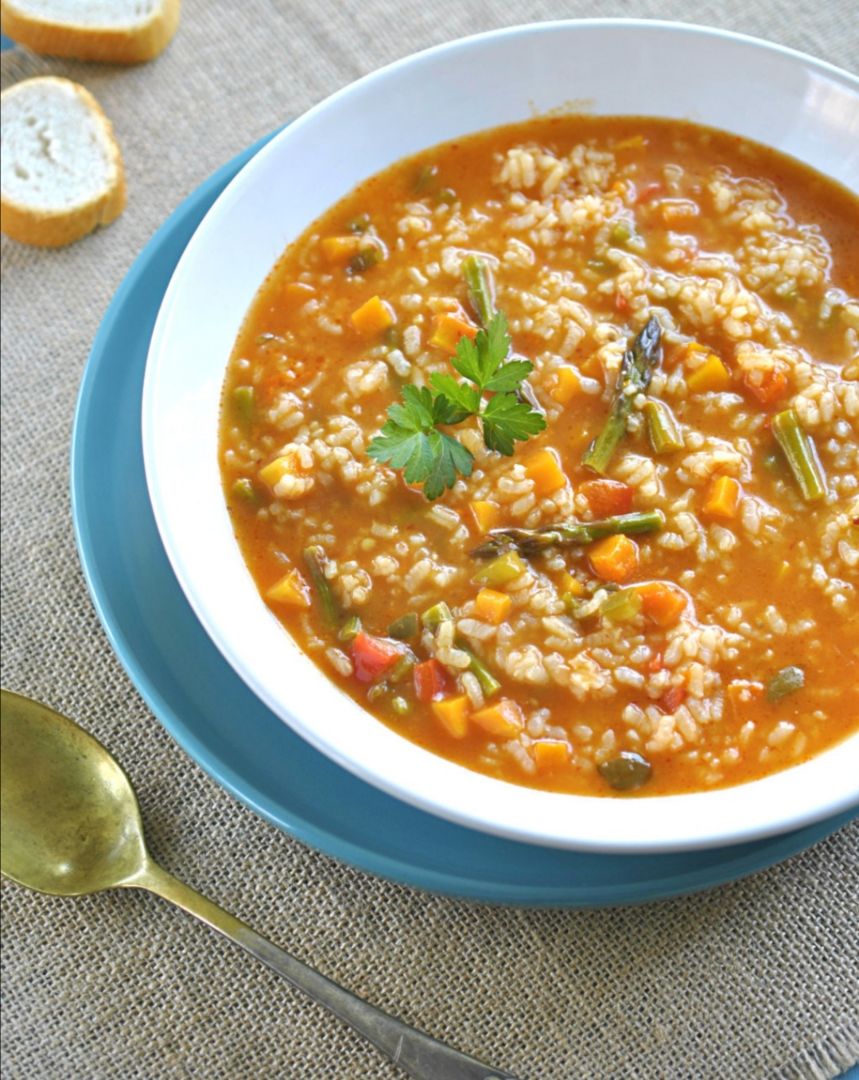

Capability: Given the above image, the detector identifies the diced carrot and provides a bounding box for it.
[320,235,363,265]
[686,352,732,394]
[350,295,395,336]
[533,739,571,770]
[266,568,311,607]
[351,632,403,683]
[429,312,478,354]
[703,475,742,520]
[471,698,525,738]
[636,582,688,628]
[469,500,500,534]
[658,685,687,713]
[474,588,512,625]
[560,572,586,598]
[647,651,664,674]
[742,366,789,406]
[589,534,639,583]
[525,449,566,497]
[615,292,630,314]
[579,478,634,517]
[432,694,470,738]
[413,659,449,703]
[550,366,580,404]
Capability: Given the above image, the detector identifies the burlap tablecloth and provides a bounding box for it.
[2,2,858,1077]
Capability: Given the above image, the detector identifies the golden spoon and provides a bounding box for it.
[0,689,517,1080]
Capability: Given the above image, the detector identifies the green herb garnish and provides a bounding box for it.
[367,312,546,499]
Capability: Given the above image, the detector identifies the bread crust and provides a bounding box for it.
[1,77,127,247]
[0,0,181,64]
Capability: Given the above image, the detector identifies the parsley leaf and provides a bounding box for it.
[423,430,474,500]
[429,372,481,419]
[368,310,546,499]
[484,358,534,393]
[451,313,513,390]
[482,392,547,455]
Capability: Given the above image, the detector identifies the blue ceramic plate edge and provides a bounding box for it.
[69,133,857,907]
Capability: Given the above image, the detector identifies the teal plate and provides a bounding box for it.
[71,133,857,906]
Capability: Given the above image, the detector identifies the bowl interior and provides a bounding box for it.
[142,20,859,852]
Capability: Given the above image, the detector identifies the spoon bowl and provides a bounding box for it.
[0,688,515,1080]
[1,690,147,896]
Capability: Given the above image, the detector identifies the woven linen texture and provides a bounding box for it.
[2,1,858,1077]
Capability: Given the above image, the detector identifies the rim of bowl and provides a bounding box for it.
[143,18,859,853]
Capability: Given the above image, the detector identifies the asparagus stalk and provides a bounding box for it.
[463,254,545,417]
[644,399,683,454]
[583,316,662,474]
[463,254,496,327]
[303,545,340,627]
[471,509,665,559]
[456,639,502,698]
[772,408,828,502]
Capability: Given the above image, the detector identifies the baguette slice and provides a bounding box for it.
[0,0,180,64]
[1,77,126,247]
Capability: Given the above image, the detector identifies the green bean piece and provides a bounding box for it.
[347,212,370,234]
[391,695,412,717]
[772,409,828,502]
[472,510,665,560]
[456,639,502,698]
[338,615,362,643]
[766,665,805,703]
[232,385,255,425]
[598,752,652,791]
[601,588,643,623]
[388,612,419,641]
[583,316,663,475]
[438,187,457,205]
[231,478,258,504]
[609,220,633,246]
[302,545,340,628]
[644,399,683,454]
[463,254,496,328]
[421,601,453,629]
[472,550,527,585]
[348,247,380,275]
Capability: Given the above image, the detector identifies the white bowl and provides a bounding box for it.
[142,20,859,853]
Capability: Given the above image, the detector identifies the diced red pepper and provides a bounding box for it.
[413,659,449,702]
[658,685,687,713]
[351,631,403,683]
[579,478,634,517]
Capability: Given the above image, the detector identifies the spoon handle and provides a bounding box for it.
[133,861,519,1080]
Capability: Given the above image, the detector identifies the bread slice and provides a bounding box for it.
[1,77,126,247]
[0,0,180,64]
